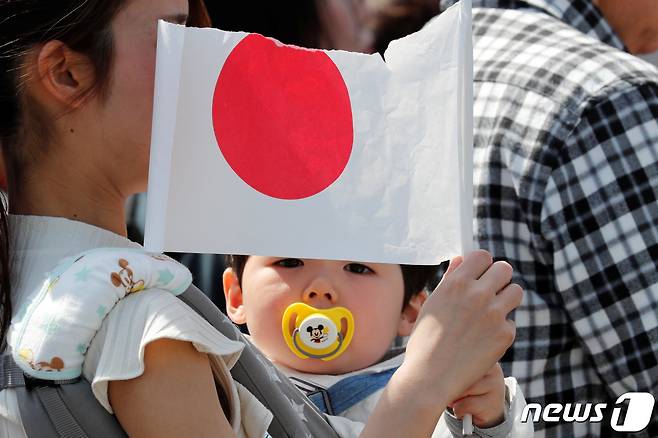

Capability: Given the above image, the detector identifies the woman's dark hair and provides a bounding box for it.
[0,0,210,167]
[0,194,9,343]
[226,255,440,309]
[369,0,440,56]
[205,2,323,48]
[0,0,210,342]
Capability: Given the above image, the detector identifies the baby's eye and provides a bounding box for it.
[344,263,374,275]
[275,258,304,268]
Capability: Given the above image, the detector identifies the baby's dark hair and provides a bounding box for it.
[225,255,440,309]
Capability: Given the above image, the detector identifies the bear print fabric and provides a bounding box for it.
[11,248,193,380]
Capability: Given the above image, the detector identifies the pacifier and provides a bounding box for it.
[281,302,354,361]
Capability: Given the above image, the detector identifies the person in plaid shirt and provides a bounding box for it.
[439,0,658,436]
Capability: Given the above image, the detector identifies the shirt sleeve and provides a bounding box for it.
[540,80,658,420]
[82,288,246,414]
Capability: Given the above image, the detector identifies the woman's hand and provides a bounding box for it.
[403,250,521,404]
[448,363,507,428]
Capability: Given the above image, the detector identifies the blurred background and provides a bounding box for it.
[640,51,658,65]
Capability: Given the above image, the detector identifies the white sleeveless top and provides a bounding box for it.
[0,215,272,438]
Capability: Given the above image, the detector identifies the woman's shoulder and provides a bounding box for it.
[88,286,245,369]
[97,287,243,354]
[85,288,245,413]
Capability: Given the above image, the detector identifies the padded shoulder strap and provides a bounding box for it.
[12,249,192,381]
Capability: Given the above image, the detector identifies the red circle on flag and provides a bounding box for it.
[212,34,353,200]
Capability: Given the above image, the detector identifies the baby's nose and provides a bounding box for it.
[302,287,337,307]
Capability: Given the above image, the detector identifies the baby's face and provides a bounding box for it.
[229,257,407,375]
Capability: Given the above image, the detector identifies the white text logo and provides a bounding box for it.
[521,392,655,432]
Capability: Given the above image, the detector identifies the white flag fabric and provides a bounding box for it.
[145,0,473,264]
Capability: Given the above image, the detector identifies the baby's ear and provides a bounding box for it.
[223,268,246,324]
[397,290,428,337]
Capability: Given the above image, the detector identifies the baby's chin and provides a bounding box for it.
[275,351,376,376]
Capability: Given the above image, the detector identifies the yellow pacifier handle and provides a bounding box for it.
[281,302,355,361]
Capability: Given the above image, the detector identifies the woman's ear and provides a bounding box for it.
[35,40,95,109]
[223,268,246,324]
[397,290,428,337]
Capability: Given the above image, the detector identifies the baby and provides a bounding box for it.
[223,255,531,437]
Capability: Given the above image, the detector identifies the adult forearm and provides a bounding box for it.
[361,364,449,437]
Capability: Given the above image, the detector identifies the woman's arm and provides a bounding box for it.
[362,364,451,437]
[109,338,236,438]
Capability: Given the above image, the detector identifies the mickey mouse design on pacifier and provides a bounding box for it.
[282,302,355,361]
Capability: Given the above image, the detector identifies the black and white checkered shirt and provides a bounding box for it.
[442,0,658,436]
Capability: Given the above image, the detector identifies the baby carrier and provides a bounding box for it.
[1,249,339,437]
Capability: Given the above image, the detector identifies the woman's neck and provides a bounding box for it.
[8,162,129,237]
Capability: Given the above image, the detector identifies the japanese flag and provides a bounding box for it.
[145,0,473,264]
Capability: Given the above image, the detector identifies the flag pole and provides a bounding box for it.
[457,0,474,434]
